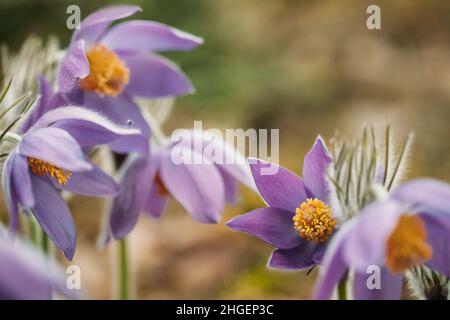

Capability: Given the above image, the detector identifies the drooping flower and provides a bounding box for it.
[58,5,203,154]
[226,137,342,270]
[314,179,450,300]
[107,129,254,239]
[2,95,140,259]
[0,234,80,300]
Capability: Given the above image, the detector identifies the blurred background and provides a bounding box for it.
[1,0,450,299]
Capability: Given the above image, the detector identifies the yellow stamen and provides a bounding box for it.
[79,44,129,97]
[293,198,336,242]
[386,215,432,273]
[27,157,72,185]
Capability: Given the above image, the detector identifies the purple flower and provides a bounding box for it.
[226,137,342,270]
[20,76,68,134]
[314,179,450,300]
[107,129,254,239]
[0,235,79,299]
[58,5,203,154]
[3,101,140,260]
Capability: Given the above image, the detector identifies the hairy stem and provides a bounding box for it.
[2,131,22,143]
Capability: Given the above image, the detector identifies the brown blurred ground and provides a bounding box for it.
[1,0,450,299]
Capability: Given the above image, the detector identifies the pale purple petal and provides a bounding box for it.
[392,179,450,231]
[120,52,194,98]
[48,92,69,109]
[353,269,403,300]
[34,106,141,149]
[10,154,34,209]
[160,146,225,223]
[249,158,306,212]
[73,5,142,43]
[422,216,450,277]
[144,182,168,218]
[302,136,333,201]
[102,20,203,53]
[0,239,80,299]
[58,39,89,93]
[268,241,323,270]
[2,153,19,234]
[58,162,118,196]
[110,156,156,239]
[219,168,238,203]
[343,200,403,271]
[20,76,55,133]
[30,175,76,260]
[0,241,51,299]
[314,222,353,299]
[396,180,450,251]
[61,87,84,105]
[19,127,92,172]
[82,93,150,155]
[312,244,328,264]
[420,210,450,235]
[178,129,256,190]
[226,208,303,249]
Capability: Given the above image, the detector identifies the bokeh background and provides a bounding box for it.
[1,0,450,299]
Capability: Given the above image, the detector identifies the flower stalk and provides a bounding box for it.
[337,272,349,300]
[142,108,168,147]
[118,238,130,300]
[27,215,38,245]
[41,229,49,255]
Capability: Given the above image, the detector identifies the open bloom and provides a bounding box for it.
[58,5,203,154]
[108,129,254,239]
[0,235,79,300]
[2,104,140,259]
[314,179,450,300]
[226,137,342,270]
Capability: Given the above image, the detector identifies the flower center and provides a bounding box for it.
[27,157,72,185]
[79,44,129,97]
[386,215,433,273]
[293,198,336,242]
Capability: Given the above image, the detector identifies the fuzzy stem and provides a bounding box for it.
[142,108,168,147]
[382,125,390,186]
[3,131,22,143]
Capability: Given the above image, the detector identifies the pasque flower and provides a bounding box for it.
[108,129,254,239]
[58,5,203,154]
[314,179,450,300]
[226,137,342,270]
[2,80,140,259]
[0,234,79,299]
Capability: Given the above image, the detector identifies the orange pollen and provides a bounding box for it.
[27,157,72,185]
[386,215,433,273]
[293,198,336,242]
[79,44,129,97]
